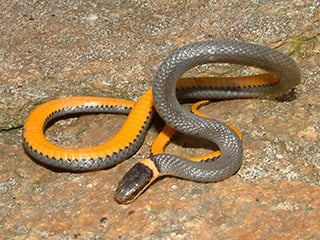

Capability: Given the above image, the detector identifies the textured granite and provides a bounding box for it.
[0,0,319,239]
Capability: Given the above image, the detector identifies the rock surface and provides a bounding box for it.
[0,0,319,239]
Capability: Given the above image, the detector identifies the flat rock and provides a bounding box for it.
[0,0,319,239]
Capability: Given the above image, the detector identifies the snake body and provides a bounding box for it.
[23,40,301,204]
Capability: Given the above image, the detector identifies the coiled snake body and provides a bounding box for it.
[23,40,300,204]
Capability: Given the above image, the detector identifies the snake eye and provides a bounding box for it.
[114,162,154,204]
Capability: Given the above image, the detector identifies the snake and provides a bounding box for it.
[23,40,300,204]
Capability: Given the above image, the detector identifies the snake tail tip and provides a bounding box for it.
[114,161,157,204]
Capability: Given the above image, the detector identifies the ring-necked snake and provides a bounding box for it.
[23,40,300,204]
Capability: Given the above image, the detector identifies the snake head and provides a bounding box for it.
[114,161,157,204]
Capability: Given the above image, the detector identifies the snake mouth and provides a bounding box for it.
[114,162,155,204]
